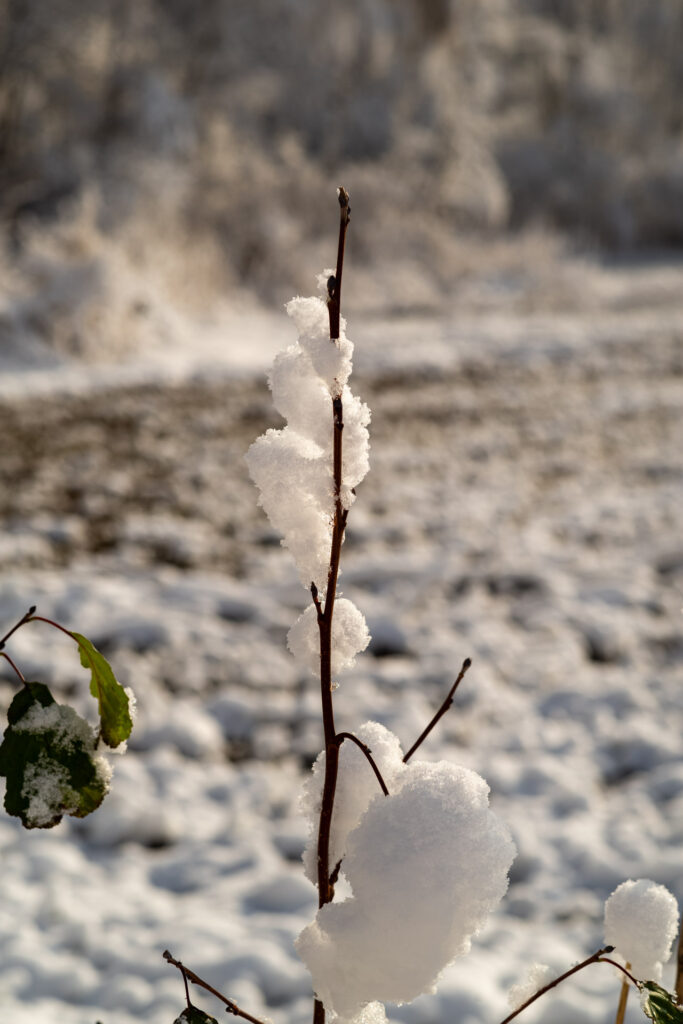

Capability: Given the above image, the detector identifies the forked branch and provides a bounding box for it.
[403,657,472,763]
[163,950,271,1024]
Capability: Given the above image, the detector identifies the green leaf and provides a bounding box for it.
[71,632,133,748]
[173,1009,220,1024]
[640,982,683,1024]
[0,682,110,828]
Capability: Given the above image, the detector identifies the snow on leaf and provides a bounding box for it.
[173,1008,220,1024]
[72,631,133,748]
[640,983,683,1024]
[0,682,111,828]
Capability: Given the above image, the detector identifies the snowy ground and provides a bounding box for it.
[0,252,682,1024]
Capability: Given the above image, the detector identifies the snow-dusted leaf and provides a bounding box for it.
[173,1008,220,1024]
[0,682,110,828]
[72,632,133,748]
[640,983,683,1024]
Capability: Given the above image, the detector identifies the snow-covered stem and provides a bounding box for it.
[497,947,616,1024]
[163,950,271,1024]
[312,188,351,1024]
[403,656,472,763]
[336,733,390,797]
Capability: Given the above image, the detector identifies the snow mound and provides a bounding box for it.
[297,756,516,1019]
[287,600,370,678]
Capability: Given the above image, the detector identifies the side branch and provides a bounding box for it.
[0,605,37,650]
[497,947,615,1024]
[327,186,350,341]
[336,732,390,796]
[163,951,271,1024]
[403,657,472,763]
[0,651,26,684]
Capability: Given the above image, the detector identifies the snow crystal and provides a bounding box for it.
[507,963,553,1009]
[297,758,516,1018]
[287,599,370,677]
[604,879,679,981]
[21,754,80,829]
[300,722,405,883]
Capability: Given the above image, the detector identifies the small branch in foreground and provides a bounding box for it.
[311,584,323,622]
[336,732,390,796]
[163,951,271,1024]
[327,187,350,341]
[0,651,26,684]
[403,657,472,763]
[497,947,616,1024]
[0,605,37,650]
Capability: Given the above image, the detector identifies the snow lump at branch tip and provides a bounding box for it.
[604,878,679,981]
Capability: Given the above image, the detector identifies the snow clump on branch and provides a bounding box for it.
[604,878,679,981]
[297,726,516,1019]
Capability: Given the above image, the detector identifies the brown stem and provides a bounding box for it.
[614,961,632,1024]
[598,959,639,988]
[312,189,351,1024]
[676,912,683,1005]
[497,947,615,1024]
[0,605,36,650]
[327,186,350,341]
[0,650,26,684]
[403,657,472,763]
[336,732,390,796]
[27,614,77,642]
[163,951,270,1024]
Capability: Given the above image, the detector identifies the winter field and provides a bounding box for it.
[0,245,682,1024]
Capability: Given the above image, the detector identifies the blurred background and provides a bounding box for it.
[2,0,683,359]
[1,3,683,1024]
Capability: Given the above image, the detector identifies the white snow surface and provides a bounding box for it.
[604,879,679,982]
[0,253,682,1024]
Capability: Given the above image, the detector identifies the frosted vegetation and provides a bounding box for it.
[1,191,682,1024]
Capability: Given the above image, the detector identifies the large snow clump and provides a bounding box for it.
[604,878,679,981]
[246,285,370,595]
[297,725,516,1020]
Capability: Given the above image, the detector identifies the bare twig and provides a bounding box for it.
[497,947,616,1024]
[327,186,350,341]
[598,959,639,988]
[163,951,270,1024]
[311,583,323,622]
[0,605,36,650]
[403,657,472,763]
[0,650,26,684]
[336,732,390,796]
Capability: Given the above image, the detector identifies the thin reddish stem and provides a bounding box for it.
[497,947,615,1024]
[0,605,37,650]
[0,651,26,684]
[163,951,270,1024]
[403,657,472,763]
[336,732,390,796]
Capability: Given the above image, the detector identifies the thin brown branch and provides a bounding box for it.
[403,657,472,763]
[676,911,683,1004]
[163,951,270,1024]
[0,650,26,684]
[311,583,323,622]
[497,947,615,1024]
[327,186,350,341]
[597,959,640,988]
[0,605,36,650]
[336,732,390,796]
